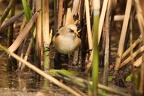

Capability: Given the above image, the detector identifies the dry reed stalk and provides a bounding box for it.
[8,12,39,52]
[114,15,125,21]
[133,56,142,67]
[114,15,143,21]
[54,0,58,32]
[120,45,144,68]
[42,0,50,46]
[133,0,144,94]
[103,29,109,85]
[98,0,108,43]
[139,0,144,16]
[114,0,132,73]
[43,0,51,71]
[72,0,80,17]
[85,0,93,50]
[58,0,64,28]
[78,0,84,21]
[0,11,24,31]
[36,0,43,65]
[103,0,113,86]
[83,0,93,74]
[121,35,142,59]
[19,17,27,32]
[71,86,87,96]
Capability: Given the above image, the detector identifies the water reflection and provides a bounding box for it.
[0,66,42,95]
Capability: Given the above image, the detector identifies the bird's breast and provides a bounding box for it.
[53,35,80,54]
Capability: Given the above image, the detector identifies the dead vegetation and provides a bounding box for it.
[0,0,143,96]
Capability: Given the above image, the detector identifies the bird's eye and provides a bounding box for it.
[69,29,74,33]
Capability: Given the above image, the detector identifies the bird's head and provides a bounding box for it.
[59,24,79,37]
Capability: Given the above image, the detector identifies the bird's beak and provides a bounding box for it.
[73,31,78,35]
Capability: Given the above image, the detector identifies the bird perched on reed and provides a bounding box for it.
[53,24,81,54]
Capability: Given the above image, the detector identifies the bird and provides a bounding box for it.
[53,24,81,54]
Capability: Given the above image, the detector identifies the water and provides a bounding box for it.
[0,53,73,96]
[0,64,42,95]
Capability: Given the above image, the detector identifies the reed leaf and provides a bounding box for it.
[22,0,31,21]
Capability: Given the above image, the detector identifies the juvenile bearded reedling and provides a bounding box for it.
[53,24,81,54]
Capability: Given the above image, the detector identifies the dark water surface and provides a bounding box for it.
[0,64,72,96]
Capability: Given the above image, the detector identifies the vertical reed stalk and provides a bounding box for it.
[42,0,51,87]
[42,0,51,71]
[130,15,133,68]
[133,0,144,94]
[36,0,42,69]
[7,0,16,71]
[22,0,31,21]
[58,0,64,28]
[8,0,15,47]
[54,0,58,32]
[92,0,100,95]
[85,0,93,50]
[103,0,113,86]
